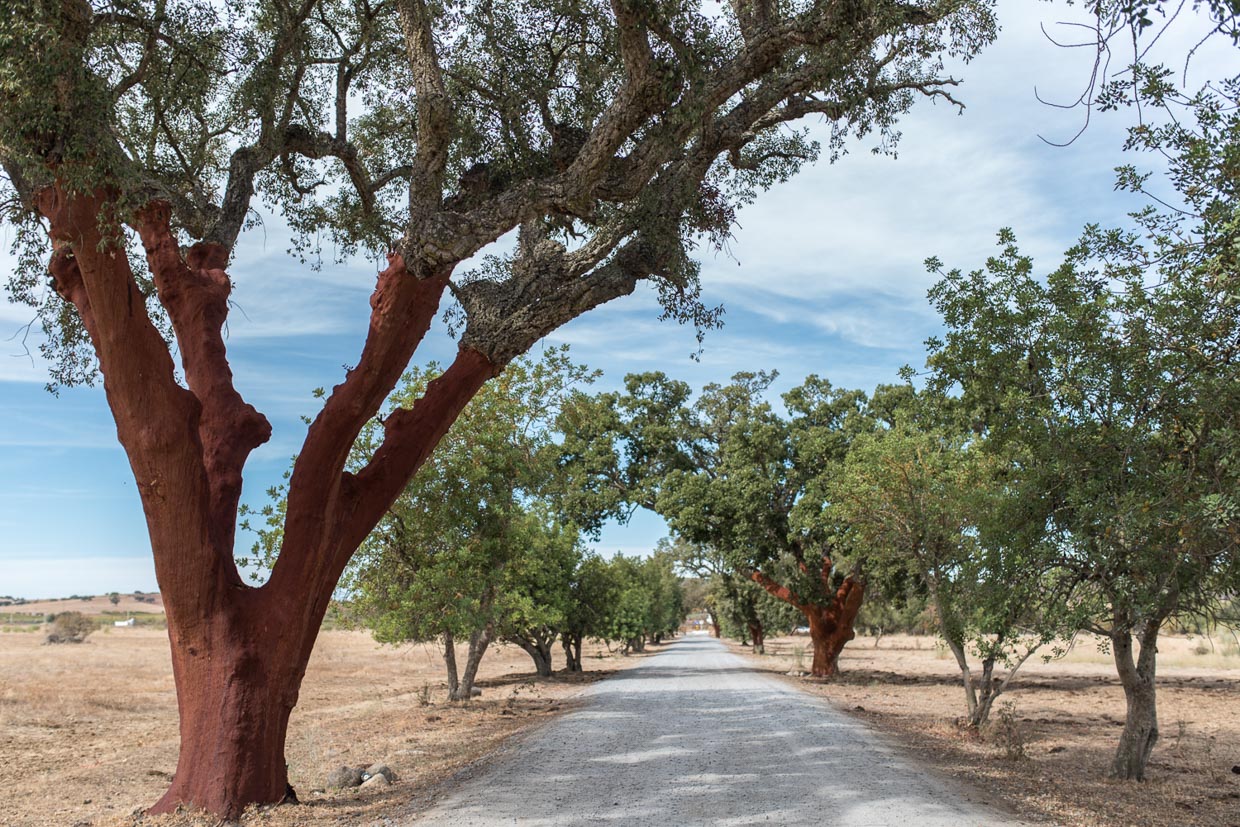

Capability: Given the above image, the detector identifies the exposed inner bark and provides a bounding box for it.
[150,592,306,816]
[749,561,864,678]
[37,184,500,819]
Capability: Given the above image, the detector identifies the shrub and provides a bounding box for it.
[45,612,97,644]
[986,700,1028,760]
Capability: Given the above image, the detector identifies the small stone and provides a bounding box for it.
[326,765,364,789]
[470,686,482,697]
[366,763,397,783]
[1232,765,1240,775]
[361,772,390,789]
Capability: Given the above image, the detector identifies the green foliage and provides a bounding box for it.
[924,63,1240,741]
[1,0,999,385]
[559,369,878,611]
[831,389,1067,715]
[596,550,685,650]
[709,574,802,641]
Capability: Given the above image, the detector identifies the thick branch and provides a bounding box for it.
[749,570,808,612]
[396,0,452,217]
[136,202,272,541]
[337,347,500,560]
[37,184,227,624]
[270,254,451,594]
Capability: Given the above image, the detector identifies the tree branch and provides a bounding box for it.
[135,202,272,540]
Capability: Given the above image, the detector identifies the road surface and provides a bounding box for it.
[410,635,1034,826]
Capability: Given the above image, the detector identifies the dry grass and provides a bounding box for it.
[1,594,166,617]
[0,627,637,827]
[740,633,1240,827]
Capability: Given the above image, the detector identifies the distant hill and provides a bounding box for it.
[0,592,165,616]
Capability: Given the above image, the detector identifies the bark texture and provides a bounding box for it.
[562,631,583,672]
[1111,626,1161,780]
[37,184,499,818]
[751,564,863,678]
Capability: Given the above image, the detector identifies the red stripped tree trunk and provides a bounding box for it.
[749,564,864,679]
[152,591,311,814]
[37,185,499,819]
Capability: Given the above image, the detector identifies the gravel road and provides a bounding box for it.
[409,634,1035,826]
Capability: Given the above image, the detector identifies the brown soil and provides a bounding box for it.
[0,627,641,827]
[737,633,1240,827]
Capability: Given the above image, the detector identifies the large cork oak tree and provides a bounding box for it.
[0,0,994,817]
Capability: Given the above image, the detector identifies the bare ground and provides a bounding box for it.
[738,633,1240,827]
[0,627,637,827]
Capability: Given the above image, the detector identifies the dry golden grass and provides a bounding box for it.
[741,633,1240,827]
[0,627,636,827]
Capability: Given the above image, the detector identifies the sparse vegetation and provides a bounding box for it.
[43,612,96,644]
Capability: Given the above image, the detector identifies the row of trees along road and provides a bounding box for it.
[0,0,1000,815]
[556,53,1240,783]
[0,0,1232,817]
[245,348,687,700]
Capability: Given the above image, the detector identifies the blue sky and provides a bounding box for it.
[0,2,1229,597]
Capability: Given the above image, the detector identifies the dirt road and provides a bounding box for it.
[410,634,1035,826]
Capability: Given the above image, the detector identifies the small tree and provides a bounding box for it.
[107,592,120,606]
[559,552,618,672]
[833,398,1065,727]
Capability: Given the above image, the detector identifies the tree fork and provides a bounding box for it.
[37,182,503,816]
[1111,627,1161,780]
[750,569,864,678]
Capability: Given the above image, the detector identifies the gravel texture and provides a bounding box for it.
[410,634,1037,826]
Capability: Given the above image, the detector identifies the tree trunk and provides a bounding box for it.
[148,599,307,816]
[748,563,864,679]
[710,613,722,638]
[450,624,493,701]
[747,620,765,654]
[801,577,864,678]
[443,630,460,699]
[1112,627,1160,780]
[943,633,980,724]
[512,632,555,677]
[562,632,583,672]
[970,655,1003,728]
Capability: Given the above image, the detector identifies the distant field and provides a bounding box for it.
[0,627,633,827]
[0,593,164,617]
[743,632,1240,827]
